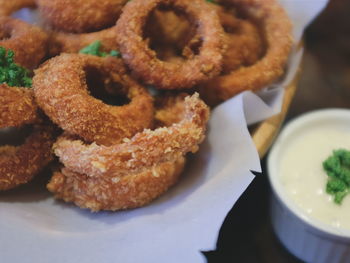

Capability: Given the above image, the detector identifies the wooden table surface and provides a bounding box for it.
[205,1,350,262]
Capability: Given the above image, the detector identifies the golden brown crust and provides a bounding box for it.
[0,84,39,128]
[33,53,154,146]
[144,8,193,54]
[0,76,55,191]
[217,6,264,74]
[116,0,225,89]
[0,124,55,191]
[0,17,49,70]
[48,27,118,56]
[53,93,209,178]
[47,157,185,212]
[154,93,188,127]
[39,0,126,56]
[36,0,127,33]
[199,0,293,104]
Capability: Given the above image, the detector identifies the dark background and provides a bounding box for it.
[205,0,350,262]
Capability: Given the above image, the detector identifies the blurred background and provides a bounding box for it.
[290,0,350,117]
[206,0,350,262]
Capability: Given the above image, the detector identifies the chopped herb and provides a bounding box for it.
[206,0,217,4]
[109,50,121,58]
[323,149,350,204]
[79,41,121,58]
[0,47,32,87]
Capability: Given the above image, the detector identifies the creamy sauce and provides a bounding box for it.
[280,126,350,230]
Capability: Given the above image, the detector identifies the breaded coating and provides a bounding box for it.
[47,157,185,212]
[48,27,118,57]
[199,0,293,104]
[217,7,264,74]
[0,17,49,69]
[0,124,55,191]
[53,93,209,178]
[154,93,189,127]
[144,8,193,54]
[33,53,154,146]
[116,0,225,89]
[0,84,39,128]
[36,0,128,33]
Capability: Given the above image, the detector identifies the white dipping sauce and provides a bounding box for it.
[279,125,350,230]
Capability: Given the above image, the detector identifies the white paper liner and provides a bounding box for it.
[0,1,329,262]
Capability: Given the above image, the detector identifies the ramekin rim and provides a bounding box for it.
[267,108,350,239]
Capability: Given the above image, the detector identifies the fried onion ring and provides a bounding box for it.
[43,0,126,56]
[0,80,55,190]
[33,53,154,146]
[217,7,264,74]
[36,0,128,33]
[47,157,185,211]
[0,124,55,191]
[48,27,118,57]
[116,0,225,89]
[144,8,193,55]
[0,17,49,69]
[199,0,293,104]
[53,93,209,177]
[0,84,39,128]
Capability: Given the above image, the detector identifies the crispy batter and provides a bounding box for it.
[0,84,39,128]
[0,124,55,191]
[199,0,293,104]
[47,157,185,212]
[53,93,209,177]
[217,6,264,73]
[181,5,264,73]
[0,0,120,57]
[144,8,193,54]
[41,0,126,56]
[0,17,49,70]
[36,0,127,33]
[116,0,225,89]
[154,93,189,127]
[33,53,154,146]
[48,27,119,57]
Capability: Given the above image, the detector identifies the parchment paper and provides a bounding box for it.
[0,1,328,262]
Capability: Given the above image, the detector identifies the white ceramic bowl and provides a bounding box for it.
[268,109,350,263]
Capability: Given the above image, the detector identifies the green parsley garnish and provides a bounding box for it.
[206,0,218,4]
[323,149,350,204]
[0,47,32,87]
[79,41,121,58]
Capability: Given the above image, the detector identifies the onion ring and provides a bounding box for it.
[44,0,126,56]
[181,7,264,73]
[0,17,49,69]
[199,0,293,104]
[0,79,55,190]
[36,0,128,33]
[53,93,209,177]
[47,157,185,211]
[217,6,264,73]
[144,8,193,54]
[0,124,55,191]
[0,84,39,128]
[48,27,118,57]
[0,0,119,57]
[116,0,225,89]
[33,53,154,146]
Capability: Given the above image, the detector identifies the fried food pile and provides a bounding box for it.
[0,0,292,211]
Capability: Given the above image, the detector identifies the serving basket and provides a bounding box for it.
[253,66,301,158]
